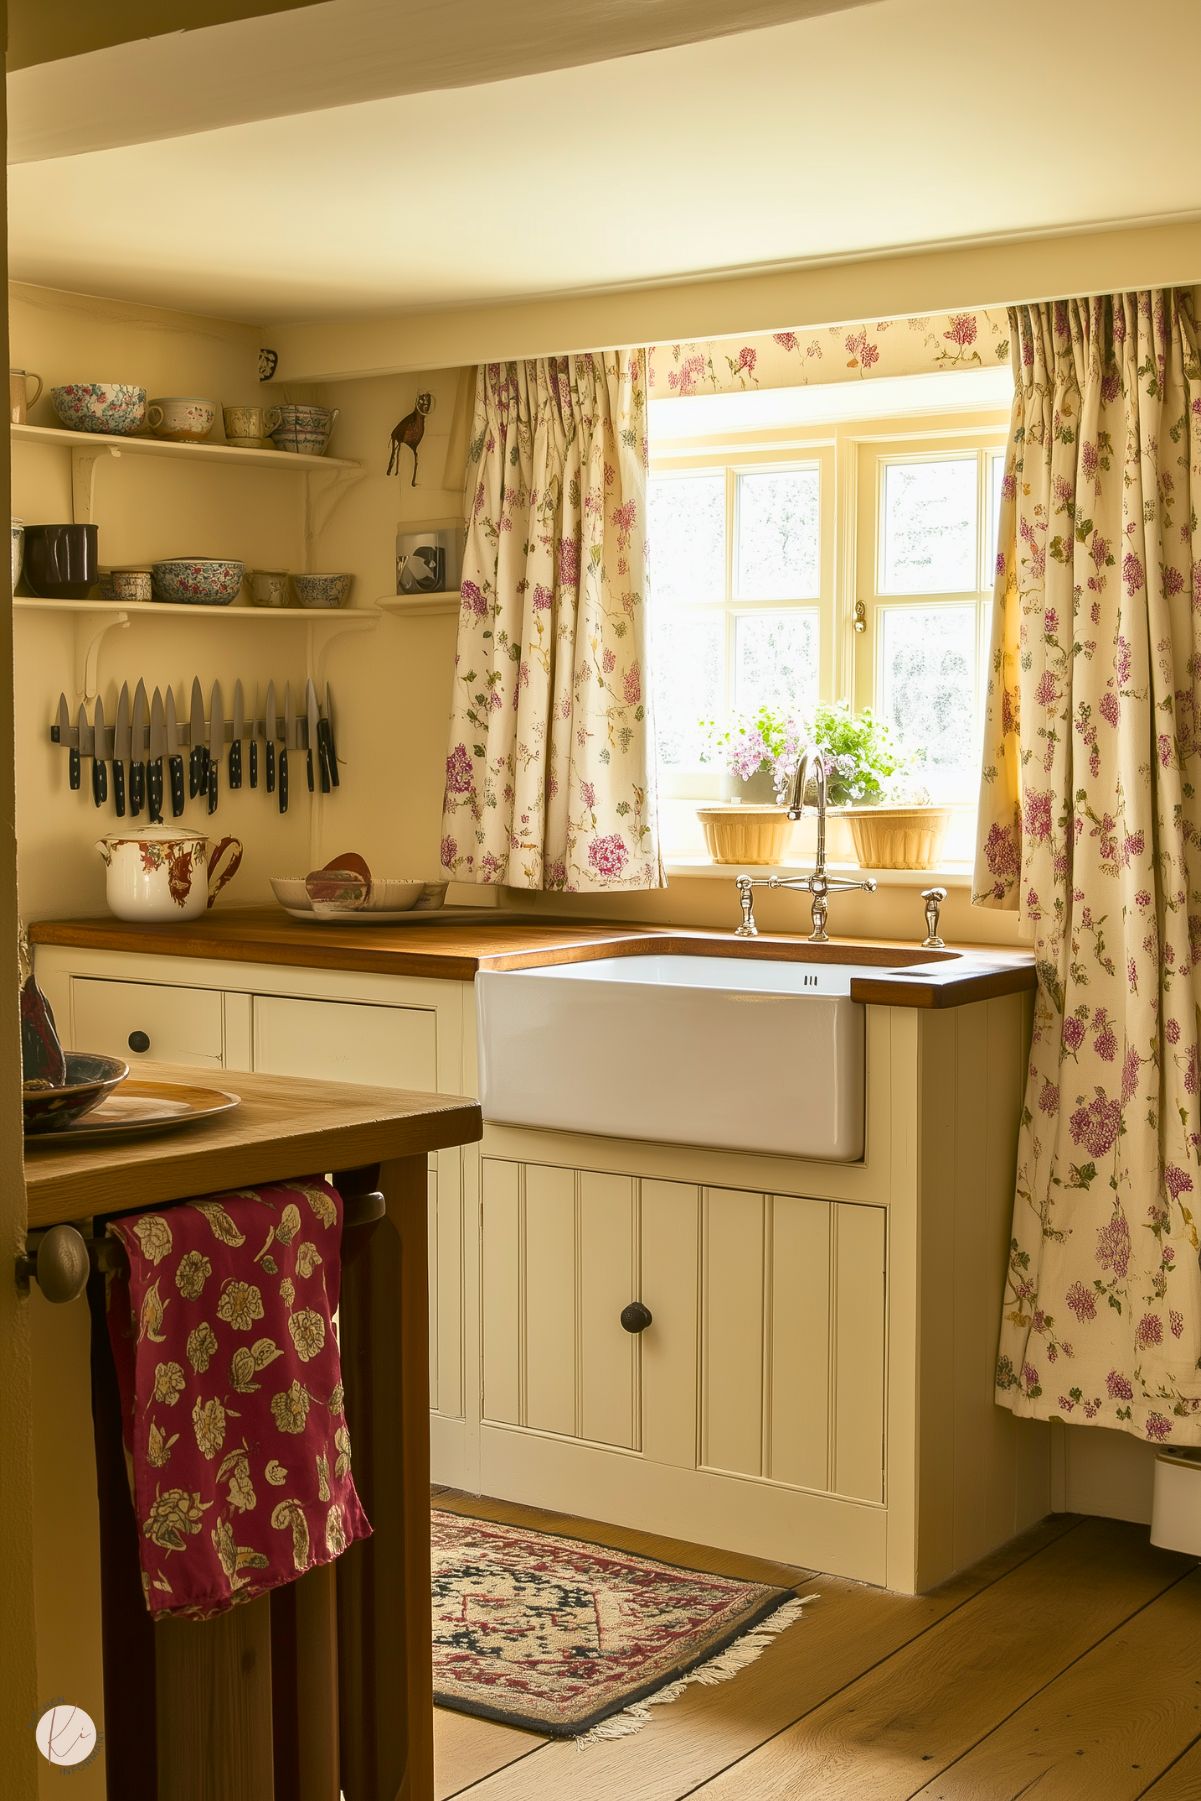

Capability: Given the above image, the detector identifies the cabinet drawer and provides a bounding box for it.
[251,994,437,1092]
[70,977,225,1068]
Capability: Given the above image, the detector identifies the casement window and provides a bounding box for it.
[647,409,1007,851]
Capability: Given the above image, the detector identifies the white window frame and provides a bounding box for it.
[650,409,1008,819]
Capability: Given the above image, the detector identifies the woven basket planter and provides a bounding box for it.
[696,805,793,866]
[842,805,951,871]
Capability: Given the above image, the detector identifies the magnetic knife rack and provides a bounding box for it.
[49,713,329,757]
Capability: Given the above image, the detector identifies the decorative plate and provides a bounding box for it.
[22,1079,239,1147]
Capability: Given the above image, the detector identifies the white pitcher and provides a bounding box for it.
[96,829,242,922]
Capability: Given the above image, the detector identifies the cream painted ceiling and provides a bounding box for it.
[8,0,1201,325]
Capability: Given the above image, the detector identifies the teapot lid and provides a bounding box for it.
[99,826,207,844]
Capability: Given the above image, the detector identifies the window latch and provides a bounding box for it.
[853,600,867,634]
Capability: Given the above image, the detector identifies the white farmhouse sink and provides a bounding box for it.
[476,953,873,1161]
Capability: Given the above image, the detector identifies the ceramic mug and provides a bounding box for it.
[10,369,43,425]
[269,404,339,456]
[249,568,291,608]
[95,830,243,922]
[147,396,217,442]
[222,403,281,446]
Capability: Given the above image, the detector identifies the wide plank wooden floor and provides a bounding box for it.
[430,1491,1201,1801]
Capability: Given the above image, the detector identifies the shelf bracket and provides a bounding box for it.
[70,445,119,526]
[75,610,130,700]
[303,466,366,551]
[306,611,379,690]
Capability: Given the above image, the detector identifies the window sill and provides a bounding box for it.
[663,857,975,889]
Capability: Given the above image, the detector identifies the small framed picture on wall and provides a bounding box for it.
[396,525,464,595]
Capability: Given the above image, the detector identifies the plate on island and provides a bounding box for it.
[22,1079,239,1147]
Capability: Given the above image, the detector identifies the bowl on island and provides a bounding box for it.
[271,873,431,915]
[23,1051,129,1135]
[291,572,352,610]
[152,558,245,605]
[50,383,147,436]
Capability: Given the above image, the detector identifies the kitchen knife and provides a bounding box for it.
[129,679,148,816]
[207,680,223,814]
[189,677,206,799]
[75,702,90,800]
[60,693,80,791]
[112,682,130,818]
[264,681,278,793]
[148,689,166,824]
[51,692,68,744]
[165,687,185,817]
[305,678,320,793]
[248,685,260,789]
[322,681,340,790]
[91,696,108,808]
[279,683,292,815]
[229,680,245,790]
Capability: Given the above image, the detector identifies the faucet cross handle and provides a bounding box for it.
[921,886,948,949]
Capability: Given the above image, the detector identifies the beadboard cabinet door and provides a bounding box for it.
[479,1154,887,1507]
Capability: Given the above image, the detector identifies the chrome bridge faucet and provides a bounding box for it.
[734,745,877,943]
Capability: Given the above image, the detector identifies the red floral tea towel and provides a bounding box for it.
[105,1177,371,1618]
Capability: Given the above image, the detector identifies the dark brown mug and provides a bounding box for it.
[23,523,99,599]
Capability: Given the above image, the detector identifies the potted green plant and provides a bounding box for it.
[802,702,950,871]
[694,706,803,864]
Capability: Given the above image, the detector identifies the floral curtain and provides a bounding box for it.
[440,353,663,891]
[975,291,1201,1445]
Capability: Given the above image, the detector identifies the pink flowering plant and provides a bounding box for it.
[700,700,925,806]
[698,705,805,799]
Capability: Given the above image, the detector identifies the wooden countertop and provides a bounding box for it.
[23,1061,482,1228]
[30,908,1035,1009]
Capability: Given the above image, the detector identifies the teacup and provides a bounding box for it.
[249,568,290,608]
[269,404,339,456]
[147,396,217,442]
[222,403,281,447]
[10,369,43,425]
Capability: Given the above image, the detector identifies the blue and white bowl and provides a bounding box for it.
[291,571,352,609]
[152,558,245,605]
[50,383,147,436]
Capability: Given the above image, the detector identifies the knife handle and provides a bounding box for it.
[148,760,164,824]
[188,746,200,800]
[306,746,315,794]
[249,738,258,789]
[317,730,332,795]
[69,746,81,791]
[266,739,276,793]
[320,720,339,790]
[130,761,145,816]
[230,740,242,790]
[92,754,106,808]
[207,758,218,814]
[278,748,288,814]
[169,755,185,817]
[112,760,126,818]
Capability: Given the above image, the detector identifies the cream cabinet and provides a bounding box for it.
[34,941,1050,1591]
[35,947,473,1487]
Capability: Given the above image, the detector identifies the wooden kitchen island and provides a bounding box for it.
[24,1064,482,1801]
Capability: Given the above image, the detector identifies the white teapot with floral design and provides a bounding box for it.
[96,828,243,922]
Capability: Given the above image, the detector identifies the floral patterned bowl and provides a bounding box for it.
[291,572,352,609]
[50,383,147,436]
[23,1051,129,1135]
[152,558,245,605]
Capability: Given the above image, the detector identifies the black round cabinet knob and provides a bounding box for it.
[620,1301,653,1334]
[128,1030,151,1053]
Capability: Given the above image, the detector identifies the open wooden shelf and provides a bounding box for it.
[14,597,378,623]
[12,422,359,473]
[375,592,459,618]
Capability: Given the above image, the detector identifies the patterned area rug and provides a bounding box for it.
[431,1508,811,1741]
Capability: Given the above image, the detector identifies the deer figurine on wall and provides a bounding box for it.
[387,391,434,485]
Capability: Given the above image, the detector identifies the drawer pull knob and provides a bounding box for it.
[620,1301,652,1334]
[128,1030,151,1053]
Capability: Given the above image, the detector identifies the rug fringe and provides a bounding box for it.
[575,1594,817,1750]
